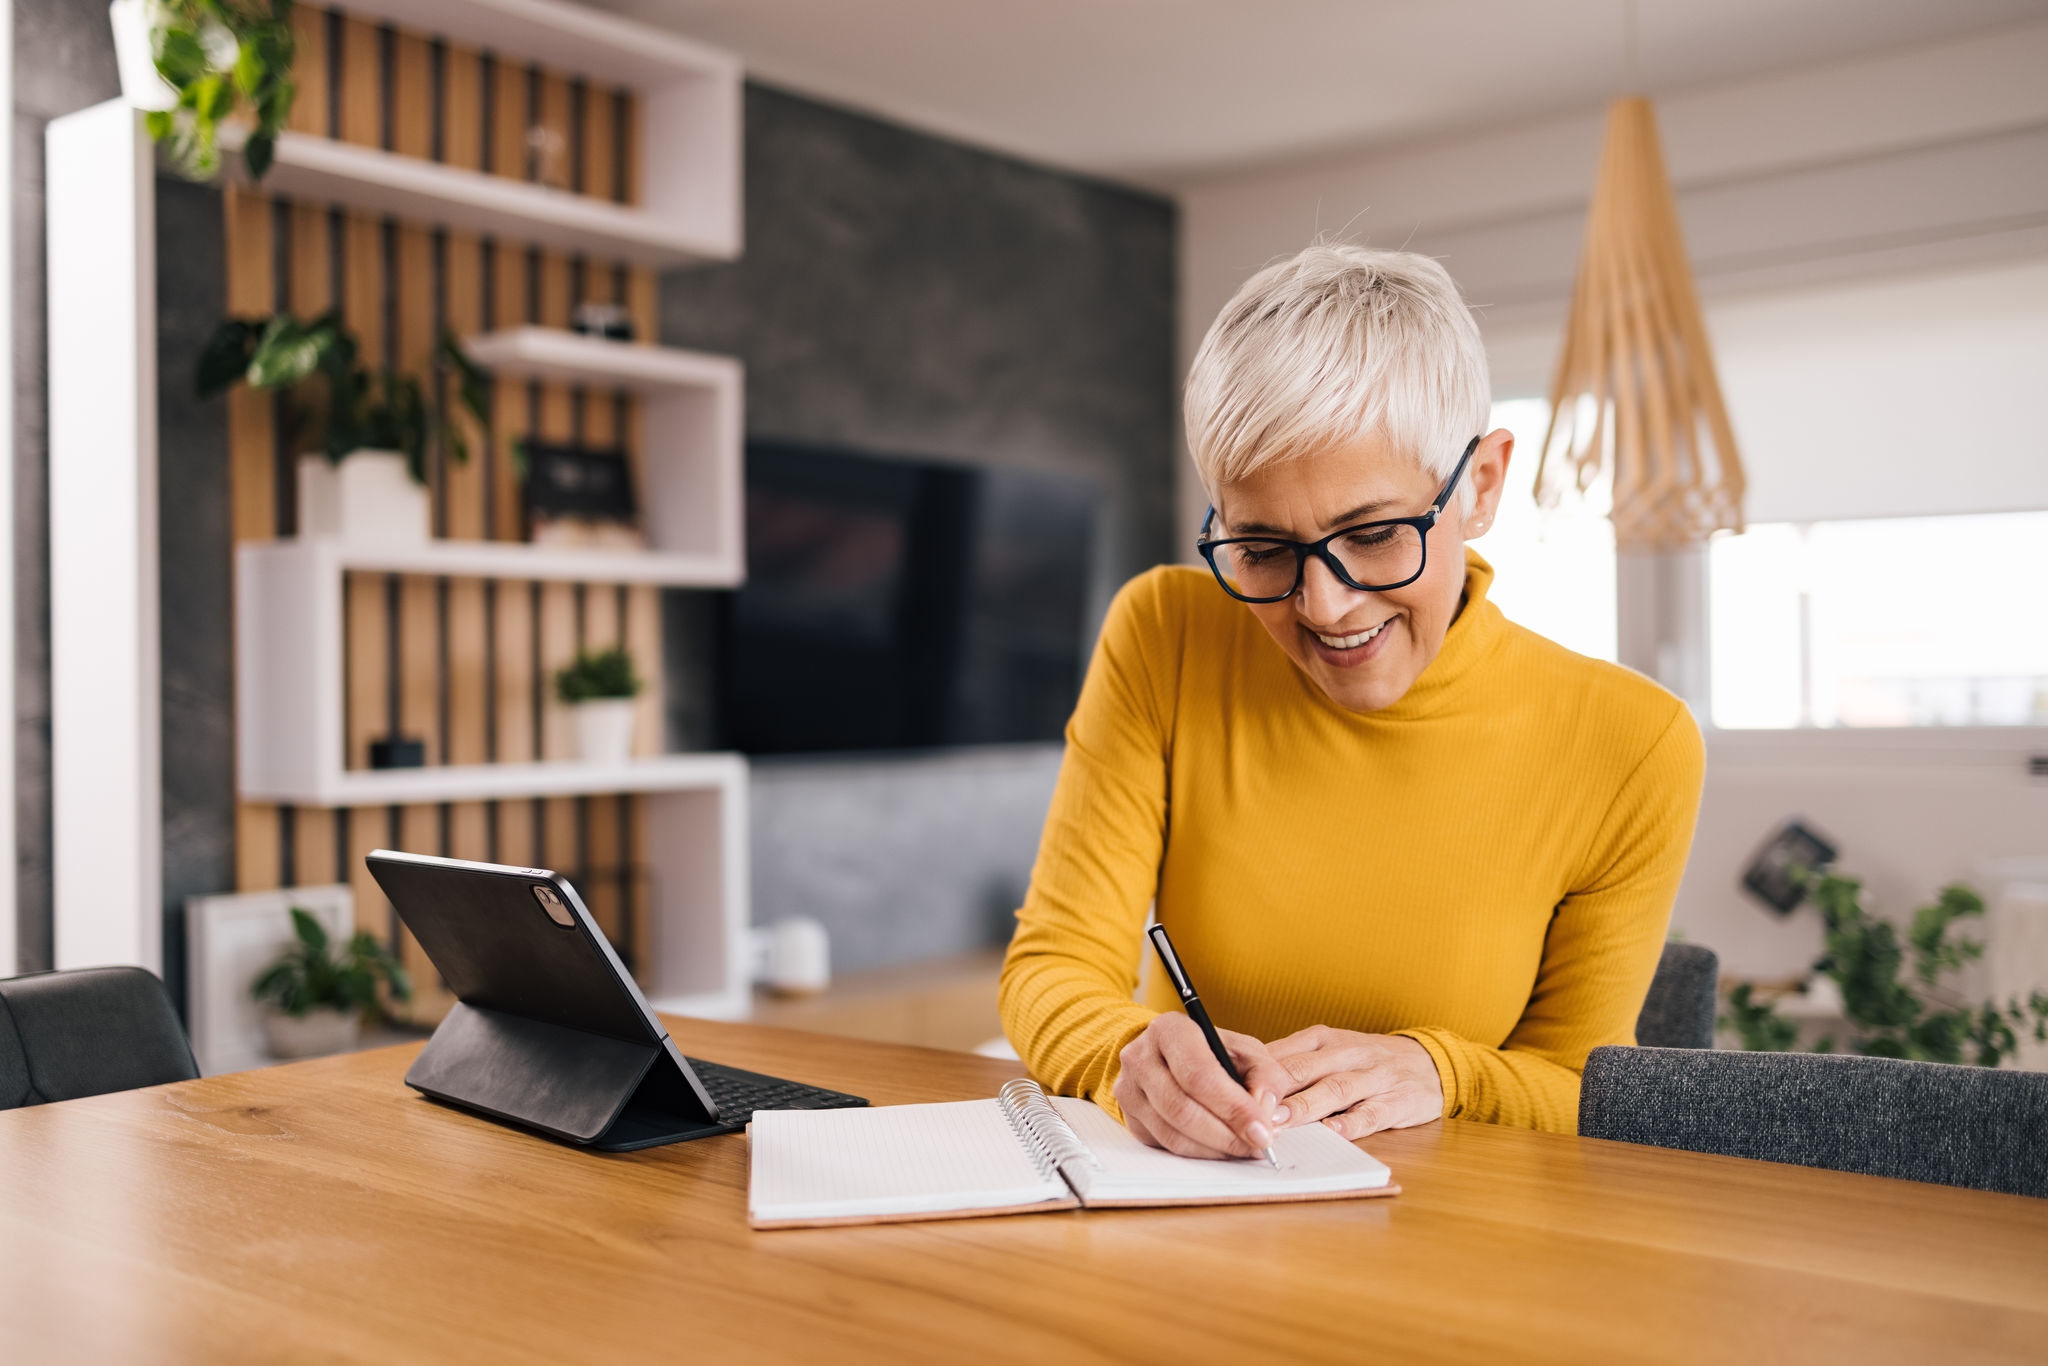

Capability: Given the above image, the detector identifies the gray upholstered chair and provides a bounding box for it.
[0,966,199,1110]
[1634,941,1719,1049]
[1579,1045,2048,1199]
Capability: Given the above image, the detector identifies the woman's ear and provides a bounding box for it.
[1462,428,1515,539]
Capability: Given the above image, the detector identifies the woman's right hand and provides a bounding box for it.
[1112,1012,1291,1159]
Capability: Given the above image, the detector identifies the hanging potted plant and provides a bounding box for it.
[251,907,412,1059]
[196,310,490,543]
[555,646,644,765]
[110,0,298,182]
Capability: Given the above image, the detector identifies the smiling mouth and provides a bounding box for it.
[1312,619,1391,650]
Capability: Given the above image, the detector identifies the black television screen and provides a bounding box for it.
[720,441,1098,755]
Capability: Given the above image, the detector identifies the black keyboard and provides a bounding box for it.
[684,1057,868,1128]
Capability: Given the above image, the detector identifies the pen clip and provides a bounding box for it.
[1146,924,1197,1002]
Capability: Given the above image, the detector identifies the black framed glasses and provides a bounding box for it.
[1196,435,1481,603]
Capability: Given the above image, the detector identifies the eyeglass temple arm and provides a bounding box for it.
[1430,436,1484,514]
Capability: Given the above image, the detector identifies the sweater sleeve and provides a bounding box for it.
[1395,703,1706,1133]
[998,573,1179,1116]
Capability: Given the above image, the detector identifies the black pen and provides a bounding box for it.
[1146,923,1281,1169]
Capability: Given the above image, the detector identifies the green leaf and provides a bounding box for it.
[555,646,643,703]
[289,906,329,957]
[243,129,274,181]
[194,317,263,398]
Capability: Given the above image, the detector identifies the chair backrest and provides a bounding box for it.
[0,967,199,1110]
[1579,1045,2048,1199]
[1634,941,1719,1049]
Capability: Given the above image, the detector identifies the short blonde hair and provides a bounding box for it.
[1184,243,1490,511]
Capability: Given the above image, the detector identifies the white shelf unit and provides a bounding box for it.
[45,0,750,1012]
[218,0,742,264]
[235,537,751,1018]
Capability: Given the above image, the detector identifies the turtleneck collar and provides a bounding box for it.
[1303,546,1507,725]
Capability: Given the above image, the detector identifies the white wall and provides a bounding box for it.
[1683,730,2048,983]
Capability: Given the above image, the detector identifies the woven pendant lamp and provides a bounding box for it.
[1535,96,1744,549]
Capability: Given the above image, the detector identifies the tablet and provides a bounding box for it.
[368,850,865,1150]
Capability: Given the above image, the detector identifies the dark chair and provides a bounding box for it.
[1579,1045,2048,1199]
[1634,941,1719,1049]
[0,966,199,1110]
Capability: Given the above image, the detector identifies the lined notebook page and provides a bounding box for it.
[1049,1096,1393,1202]
[749,1100,1070,1225]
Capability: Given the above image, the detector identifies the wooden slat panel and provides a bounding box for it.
[619,85,640,206]
[442,232,486,539]
[392,31,432,161]
[344,572,388,770]
[448,801,489,866]
[626,266,657,346]
[580,81,611,205]
[235,806,283,893]
[399,575,441,765]
[338,16,381,148]
[541,794,579,887]
[443,45,482,171]
[342,215,383,365]
[295,808,339,892]
[288,204,332,316]
[625,586,662,758]
[582,579,619,649]
[492,583,535,764]
[491,56,526,182]
[535,70,573,192]
[445,577,488,766]
[536,583,577,761]
[287,6,330,138]
[494,799,535,869]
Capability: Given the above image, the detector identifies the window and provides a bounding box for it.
[1709,511,2048,728]
[1478,398,1617,661]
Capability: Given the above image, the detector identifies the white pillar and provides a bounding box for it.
[47,100,161,971]
[1617,547,1711,720]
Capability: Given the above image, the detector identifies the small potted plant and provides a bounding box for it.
[251,907,413,1059]
[111,0,298,182]
[196,309,489,543]
[555,646,643,765]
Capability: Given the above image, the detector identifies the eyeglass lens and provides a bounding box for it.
[1213,522,1425,599]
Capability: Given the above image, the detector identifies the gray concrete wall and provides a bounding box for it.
[13,0,121,972]
[660,85,1175,970]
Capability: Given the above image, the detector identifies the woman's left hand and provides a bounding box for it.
[1267,1027,1445,1140]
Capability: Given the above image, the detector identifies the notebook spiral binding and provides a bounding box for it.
[998,1078,1098,1188]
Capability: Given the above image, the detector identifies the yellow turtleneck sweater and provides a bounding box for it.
[999,550,1704,1133]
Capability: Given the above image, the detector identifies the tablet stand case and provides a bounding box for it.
[406,1002,733,1151]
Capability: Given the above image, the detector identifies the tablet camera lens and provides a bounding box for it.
[531,884,575,927]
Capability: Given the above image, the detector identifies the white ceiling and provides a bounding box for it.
[575,0,2047,184]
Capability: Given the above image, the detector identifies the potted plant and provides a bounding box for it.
[251,907,412,1059]
[111,0,297,182]
[1723,871,2048,1064]
[555,646,643,764]
[196,309,489,543]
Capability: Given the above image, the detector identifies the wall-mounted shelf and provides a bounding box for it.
[216,127,725,268]
[260,536,734,588]
[464,326,738,391]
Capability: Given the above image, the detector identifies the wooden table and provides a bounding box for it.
[1,1018,2043,1364]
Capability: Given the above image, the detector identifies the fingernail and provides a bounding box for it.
[1273,1105,1289,1124]
[1247,1121,1272,1147]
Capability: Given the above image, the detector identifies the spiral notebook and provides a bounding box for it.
[747,1078,1397,1229]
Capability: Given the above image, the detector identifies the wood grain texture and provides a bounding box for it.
[0,1022,2042,1365]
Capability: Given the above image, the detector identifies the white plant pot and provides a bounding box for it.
[261,1006,360,1060]
[109,0,179,111]
[572,698,637,765]
[297,450,431,544]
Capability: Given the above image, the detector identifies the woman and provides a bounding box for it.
[998,243,1704,1158]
